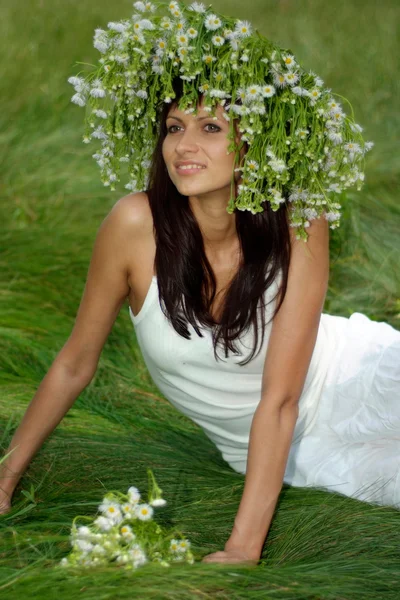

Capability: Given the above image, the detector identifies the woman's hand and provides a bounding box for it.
[0,487,12,515]
[202,548,259,565]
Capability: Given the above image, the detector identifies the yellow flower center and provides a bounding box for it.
[109,507,115,513]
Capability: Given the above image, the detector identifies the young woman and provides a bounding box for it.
[1,2,399,565]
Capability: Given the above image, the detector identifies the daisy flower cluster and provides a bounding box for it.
[57,468,194,570]
[68,0,373,241]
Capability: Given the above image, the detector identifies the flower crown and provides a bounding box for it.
[68,0,373,241]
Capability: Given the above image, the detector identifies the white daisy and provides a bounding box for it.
[93,37,108,54]
[252,102,266,115]
[135,503,154,521]
[136,89,148,99]
[155,38,167,52]
[176,539,191,553]
[245,84,262,101]
[160,17,173,30]
[246,159,259,171]
[209,89,230,98]
[167,1,179,13]
[90,84,106,98]
[134,1,146,11]
[188,1,206,12]
[107,21,128,33]
[127,486,141,503]
[268,158,287,173]
[268,187,286,203]
[187,26,198,38]
[75,526,92,539]
[272,72,287,88]
[324,210,341,222]
[71,93,86,107]
[204,14,222,31]
[308,88,321,101]
[350,123,363,133]
[138,18,155,30]
[236,87,247,102]
[150,498,167,507]
[104,502,122,519]
[211,35,225,46]
[229,36,239,51]
[202,54,216,65]
[176,33,188,45]
[284,71,299,86]
[291,86,307,96]
[261,84,275,98]
[295,128,309,139]
[234,19,252,38]
[282,54,297,69]
[169,539,180,552]
[68,76,84,88]
[91,126,109,140]
[175,19,187,31]
[75,539,94,553]
[93,109,107,119]
[344,142,362,154]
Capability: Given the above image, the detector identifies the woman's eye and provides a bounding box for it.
[167,124,221,133]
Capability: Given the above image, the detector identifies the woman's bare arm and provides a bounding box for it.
[225,215,330,558]
[0,192,147,509]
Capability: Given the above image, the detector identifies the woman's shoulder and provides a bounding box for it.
[110,191,153,236]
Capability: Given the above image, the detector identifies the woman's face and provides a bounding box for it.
[162,98,244,202]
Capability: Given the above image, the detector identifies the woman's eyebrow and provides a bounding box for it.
[166,115,223,123]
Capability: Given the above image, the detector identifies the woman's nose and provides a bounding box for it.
[175,127,199,151]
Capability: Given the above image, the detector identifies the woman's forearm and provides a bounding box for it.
[225,400,299,558]
[0,361,92,496]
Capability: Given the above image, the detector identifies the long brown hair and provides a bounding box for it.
[145,77,291,366]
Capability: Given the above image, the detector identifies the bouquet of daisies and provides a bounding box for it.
[58,469,194,570]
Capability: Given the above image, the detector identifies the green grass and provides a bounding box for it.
[1,0,399,597]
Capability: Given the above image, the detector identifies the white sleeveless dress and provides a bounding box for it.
[128,274,400,509]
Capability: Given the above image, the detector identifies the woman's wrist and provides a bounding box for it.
[224,527,263,560]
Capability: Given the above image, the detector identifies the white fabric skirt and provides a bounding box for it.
[283,312,400,509]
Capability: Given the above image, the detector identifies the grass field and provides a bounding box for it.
[1,0,399,598]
